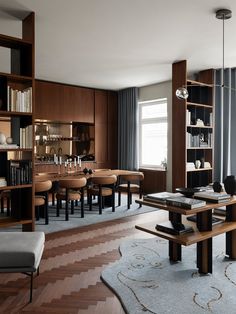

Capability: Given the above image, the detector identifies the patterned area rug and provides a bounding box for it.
[101,235,236,314]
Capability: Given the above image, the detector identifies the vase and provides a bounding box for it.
[213,181,222,193]
[195,160,201,169]
[223,175,236,196]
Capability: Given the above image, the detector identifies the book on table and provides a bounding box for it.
[155,221,194,235]
[213,206,226,216]
[165,196,206,209]
[194,191,231,203]
[143,192,182,204]
[187,215,224,225]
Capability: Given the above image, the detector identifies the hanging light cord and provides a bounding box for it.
[222,13,225,87]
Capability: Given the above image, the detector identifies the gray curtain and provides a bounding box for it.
[214,68,236,182]
[118,87,138,170]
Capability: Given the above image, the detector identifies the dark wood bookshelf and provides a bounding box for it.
[172,60,214,190]
[0,12,35,231]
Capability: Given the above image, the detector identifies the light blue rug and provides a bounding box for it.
[101,234,236,314]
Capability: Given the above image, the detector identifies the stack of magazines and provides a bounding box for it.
[143,192,182,204]
[194,191,231,203]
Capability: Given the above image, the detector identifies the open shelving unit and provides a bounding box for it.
[172,60,214,191]
[0,12,35,231]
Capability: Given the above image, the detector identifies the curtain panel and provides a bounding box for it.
[118,87,138,170]
[214,68,236,182]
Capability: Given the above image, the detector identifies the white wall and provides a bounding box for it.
[138,80,172,191]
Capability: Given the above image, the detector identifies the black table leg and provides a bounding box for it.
[196,209,212,274]
[169,212,182,262]
[226,204,236,259]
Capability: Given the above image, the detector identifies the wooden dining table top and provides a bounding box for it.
[34,169,143,182]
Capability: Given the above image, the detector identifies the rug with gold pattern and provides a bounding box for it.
[101,235,236,314]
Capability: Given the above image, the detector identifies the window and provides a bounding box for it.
[139,98,167,168]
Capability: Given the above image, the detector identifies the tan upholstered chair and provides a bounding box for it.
[35,180,52,224]
[87,175,117,214]
[56,177,87,220]
[117,173,144,209]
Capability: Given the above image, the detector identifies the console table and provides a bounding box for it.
[135,197,236,274]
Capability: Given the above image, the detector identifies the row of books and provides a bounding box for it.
[186,110,213,127]
[0,177,7,187]
[143,190,231,209]
[7,160,32,186]
[7,86,32,113]
[186,132,212,148]
[20,125,33,149]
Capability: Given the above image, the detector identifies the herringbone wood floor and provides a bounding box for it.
[0,210,166,314]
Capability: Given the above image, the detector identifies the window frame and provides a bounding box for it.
[138,98,167,169]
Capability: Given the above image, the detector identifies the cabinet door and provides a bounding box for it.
[95,90,108,163]
[107,91,118,167]
[63,86,94,123]
[79,87,94,123]
[35,80,63,121]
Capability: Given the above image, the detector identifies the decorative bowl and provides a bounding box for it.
[175,187,204,198]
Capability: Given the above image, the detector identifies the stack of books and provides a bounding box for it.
[143,192,182,204]
[0,177,7,187]
[166,196,206,209]
[213,207,226,216]
[155,221,194,235]
[194,191,231,203]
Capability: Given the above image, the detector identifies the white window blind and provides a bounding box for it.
[139,98,167,168]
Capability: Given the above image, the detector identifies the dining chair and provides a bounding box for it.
[35,180,52,224]
[87,175,117,214]
[117,173,144,209]
[56,177,87,220]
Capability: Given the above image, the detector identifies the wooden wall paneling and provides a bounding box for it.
[95,90,108,164]
[172,61,187,191]
[80,87,95,123]
[35,80,63,121]
[107,91,118,168]
[139,168,166,194]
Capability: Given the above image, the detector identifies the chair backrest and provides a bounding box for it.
[35,180,52,193]
[59,177,87,189]
[90,175,117,185]
[119,173,144,184]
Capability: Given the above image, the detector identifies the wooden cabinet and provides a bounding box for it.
[35,80,63,121]
[0,13,35,231]
[94,90,118,169]
[35,80,94,123]
[63,85,94,123]
[172,60,214,191]
[95,90,108,165]
[35,83,117,170]
[107,91,118,167]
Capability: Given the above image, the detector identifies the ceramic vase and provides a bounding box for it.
[223,175,236,196]
[213,181,222,193]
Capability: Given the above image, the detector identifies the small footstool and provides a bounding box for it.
[0,231,45,302]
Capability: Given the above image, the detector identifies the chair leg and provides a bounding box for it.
[99,186,102,214]
[89,194,92,211]
[45,192,49,225]
[127,182,131,209]
[52,192,55,206]
[56,199,60,217]
[118,191,121,206]
[71,200,74,215]
[81,188,84,218]
[65,190,69,221]
[112,186,115,212]
[30,272,33,303]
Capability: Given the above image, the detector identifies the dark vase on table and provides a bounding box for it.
[223,175,236,196]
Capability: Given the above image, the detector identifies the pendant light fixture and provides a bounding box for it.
[175,8,232,100]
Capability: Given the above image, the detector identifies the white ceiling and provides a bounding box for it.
[0,0,236,90]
